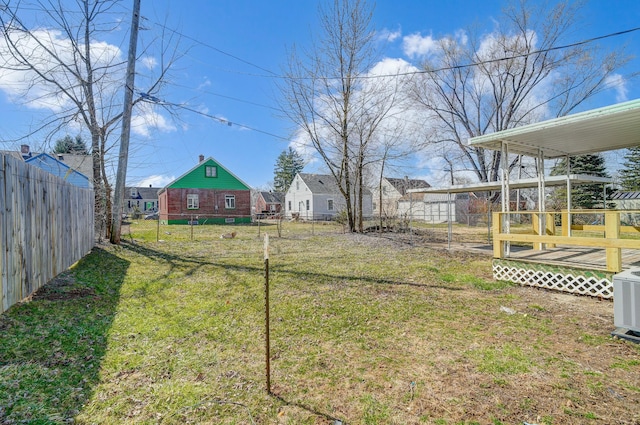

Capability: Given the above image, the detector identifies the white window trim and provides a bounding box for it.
[225,195,236,209]
[205,165,217,178]
[187,194,199,209]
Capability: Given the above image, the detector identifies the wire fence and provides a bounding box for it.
[120,212,496,246]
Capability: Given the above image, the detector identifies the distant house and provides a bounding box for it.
[370,177,430,217]
[124,186,159,217]
[2,144,94,186]
[254,191,284,217]
[397,193,456,223]
[158,155,252,225]
[284,173,373,220]
[25,153,91,188]
[612,191,640,225]
[53,152,93,184]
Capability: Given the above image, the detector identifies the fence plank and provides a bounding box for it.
[0,155,6,312]
[0,153,95,313]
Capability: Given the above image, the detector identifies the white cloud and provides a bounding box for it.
[402,32,438,59]
[368,57,415,76]
[454,29,468,46]
[135,174,175,188]
[131,102,177,137]
[141,56,157,70]
[197,79,212,91]
[377,27,401,43]
[0,27,123,112]
[605,74,628,103]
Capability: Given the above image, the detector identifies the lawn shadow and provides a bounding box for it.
[121,240,465,291]
[0,247,129,423]
[271,392,345,424]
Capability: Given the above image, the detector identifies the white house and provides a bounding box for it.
[370,177,430,217]
[397,193,456,223]
[612,191,640,225]
[285,173,373,220]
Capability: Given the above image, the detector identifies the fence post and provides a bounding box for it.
[263,233,271,393]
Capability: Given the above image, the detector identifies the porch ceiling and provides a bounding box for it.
[468,98,640,159]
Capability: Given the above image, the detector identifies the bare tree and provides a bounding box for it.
[280,0,402,233]
[0,0,181,240]
[409,0,631,185]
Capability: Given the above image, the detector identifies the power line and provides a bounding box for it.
[165,81,284,112]
[138,93,290,142]
[144,18,640,80]
[149,19,279,77]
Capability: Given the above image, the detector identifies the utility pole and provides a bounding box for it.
[111,0,141,243]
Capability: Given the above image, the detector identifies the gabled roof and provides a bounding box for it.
[159,156,251,194]
[298,173,373,196]
[260,191,284,204]
[126,186,159,199]
[54,153,93,181]
[25,153,91,188]
[299,173,340,193]
[385,177,430,195]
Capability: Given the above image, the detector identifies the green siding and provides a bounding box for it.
[162,216,252,225]
[168,159,250,190]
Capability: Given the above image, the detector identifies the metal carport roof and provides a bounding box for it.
[407,174,612,195]
[468,98,640,158]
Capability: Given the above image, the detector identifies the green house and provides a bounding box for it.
[158,155,252,225]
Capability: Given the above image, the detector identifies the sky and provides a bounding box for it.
[0,0,639,190]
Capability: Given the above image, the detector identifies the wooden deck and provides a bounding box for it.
[503,245,640,271]
[444,242,640,272]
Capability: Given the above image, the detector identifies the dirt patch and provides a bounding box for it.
[30,273,97,301]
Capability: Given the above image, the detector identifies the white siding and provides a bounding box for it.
[397,198,455,223]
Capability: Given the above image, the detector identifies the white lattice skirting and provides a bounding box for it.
[493,263,613,299]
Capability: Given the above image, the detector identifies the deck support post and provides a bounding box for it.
[605,211,622,272]
[532,212,542,250]
[561,210,569,237]
[493,212,505,259]
[532,212,556,250]
[545,212,556,248]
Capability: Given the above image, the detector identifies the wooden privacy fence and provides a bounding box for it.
[1,153,95,313]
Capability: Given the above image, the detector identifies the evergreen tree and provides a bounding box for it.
[53,135,88,155]
[550,154,615,209]
[273,147,304,192]
[619,146,640,191]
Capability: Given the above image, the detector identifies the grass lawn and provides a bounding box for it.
[1,220,639,424]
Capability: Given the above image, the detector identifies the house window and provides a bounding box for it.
[130,188,138,197]
[225,195,236,209]
[296,181,299,190]
[205,166,217,178]
[306,200,310,210]
[327,199,334,211]
[187,194,199,209]
[288,201,291,210]
[270,204,276,212]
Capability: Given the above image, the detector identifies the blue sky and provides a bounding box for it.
[1,0,639,189]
